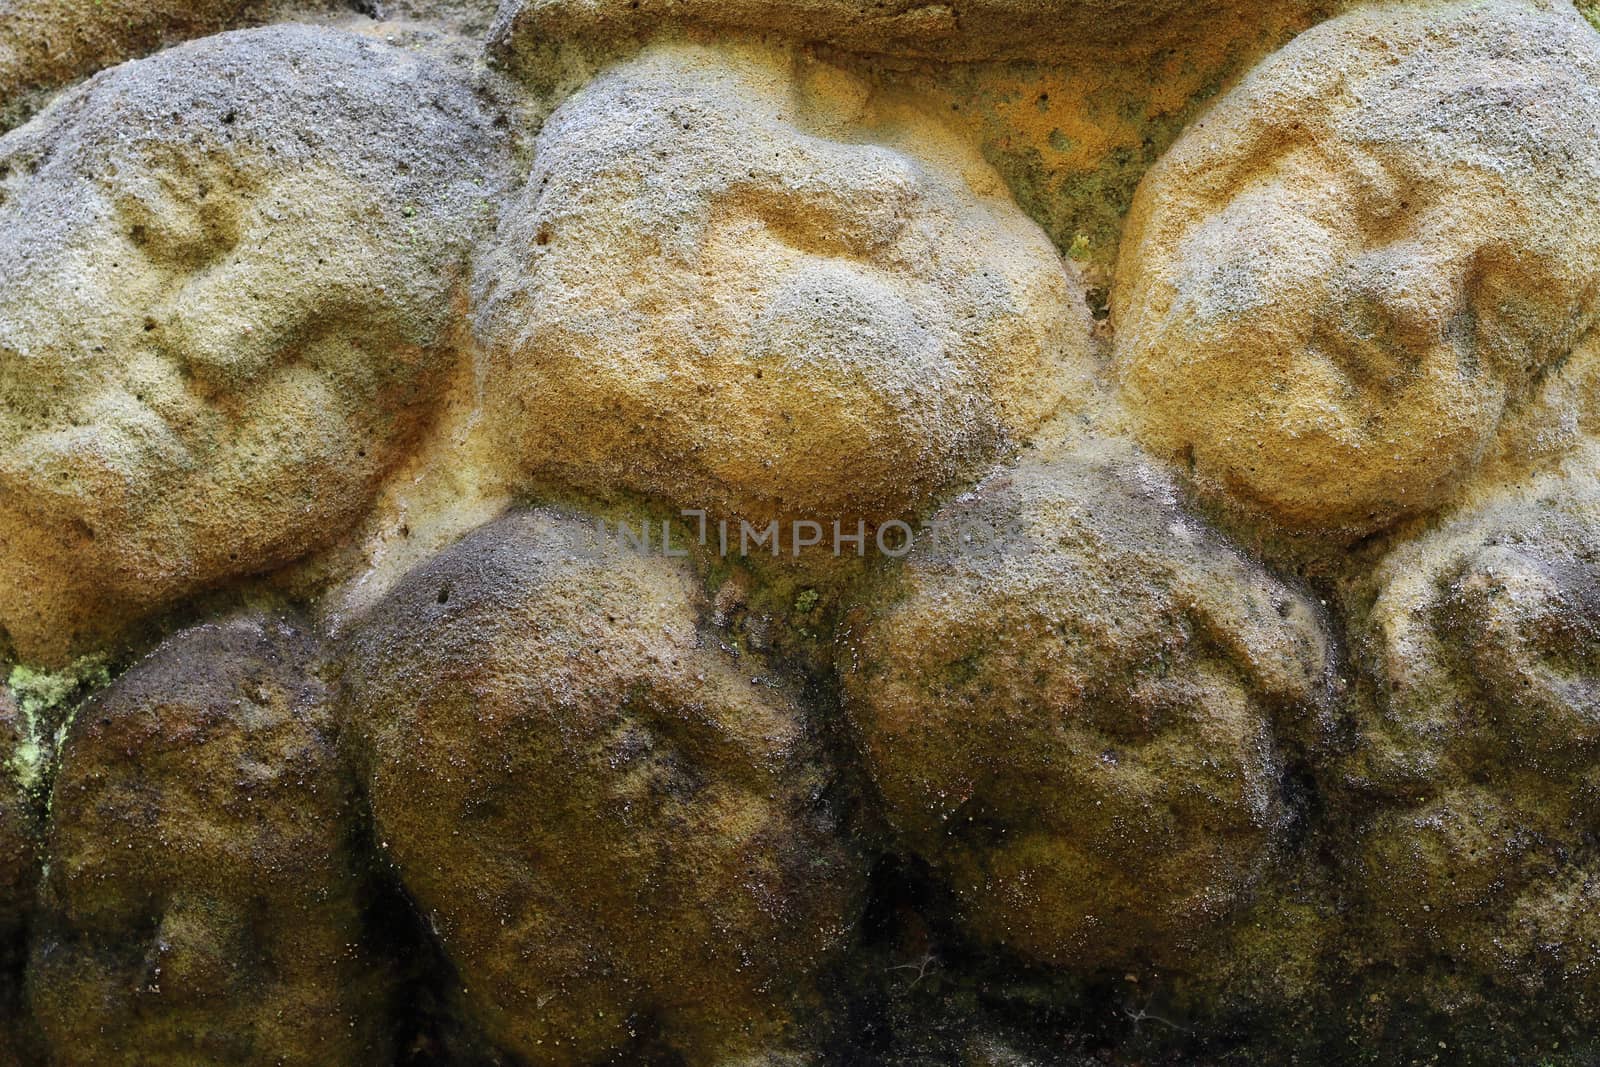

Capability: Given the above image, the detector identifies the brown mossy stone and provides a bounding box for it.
[0,0,261,133]
[0,688,39,1065]
[842,434,1331,975]
[343,507,864,1065]
[1327,471,1600,1045]
[0,0,1597,1062]
[28,613,392,1066]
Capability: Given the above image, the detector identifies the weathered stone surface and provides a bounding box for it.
[343,509,861,1064]
[488,0,1316,63]
[1112,0,1600,536]
[0,689,35,952]
[473,40,1093,526]
[0,689,38,1064]
[842,435,1329,971]
[29,613,389,1065]
[0,0,1593,1062]
[0,0,500,134]
[0,24,508,664]
[1347,469,1600,1015]
[0,0,260,132]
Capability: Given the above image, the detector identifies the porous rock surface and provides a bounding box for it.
[343,509,861,1065]
[1113,0,1600,536]
[843,436,1329,971]
[474,40,1093,525]
[28,614,388,1066]
[488,0,1314,62]
[1345,467,1600,1017]
[0,0,1598,1063]
[0,0,261,131]
[0,23,508,665]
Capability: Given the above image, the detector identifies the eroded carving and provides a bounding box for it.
[0,25,508,663]
[0,0,1595,1062]
[843,435,1328,970]
[343,510,862,1065]
[28,614,389,1066]
[474,40,1092,525]
[1112,0,1600,534]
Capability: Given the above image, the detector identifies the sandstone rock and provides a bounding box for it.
[29,613,389,1066]
[0,0,259,132]
[1347,470,1600,1009]
[1360,467,1600,789]
[0,25,508,664]
[488,0,1312,63]
[1112,0,1600,536]
[343,509,861,1064]
[473,40,1093,527]
[0,0,497,134]
[841,435,1329,971]
[0,0,1595,1059]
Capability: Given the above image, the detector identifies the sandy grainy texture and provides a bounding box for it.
[843,434,1329,971]
[488,0,1323,62]
[0,0,1595,1063]
[0,0,262,131]
[1112,0,1600,537]
[0,24,509,665]
[28,614,390,1066]
[1340,465,1600,1017]
[474,40,1093,527]
[343,509,862,1065]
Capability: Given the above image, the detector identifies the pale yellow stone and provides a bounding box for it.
[1112,0,1600,536]
[473,40,1094,526]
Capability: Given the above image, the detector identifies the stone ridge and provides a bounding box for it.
[487,0,1322,62]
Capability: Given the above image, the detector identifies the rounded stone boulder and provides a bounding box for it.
[473,40,1093,527]
[1112,0,1600,536]
[0,24,508,664]
[841,436,1329,971]
[342,508,862,1064]
[1348,471,1600,1013]
[28,614,389,1066]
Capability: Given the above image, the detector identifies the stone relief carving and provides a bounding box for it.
[472,39,1094,525]
[841,434,1330,972]
[344,509,860,1065]
[1112,0,1600,535]
[0,24,509,663]
[30,615,389,1066]
[0,0,1597,1063]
